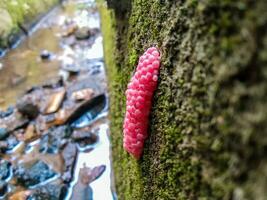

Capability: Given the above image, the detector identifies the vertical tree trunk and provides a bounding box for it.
[102,0,267,199]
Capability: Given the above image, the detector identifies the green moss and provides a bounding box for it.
[100,0,267,199]
[0,0,59,47]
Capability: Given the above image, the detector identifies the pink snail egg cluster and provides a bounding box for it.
[123,47,160,159]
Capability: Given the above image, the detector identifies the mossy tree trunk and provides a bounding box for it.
[102,0,267,199]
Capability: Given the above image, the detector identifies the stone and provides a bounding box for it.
[0,181,8,197]
[44,89,66,114]
[27,184,68,200]
[40,50,52,60]
[66,94,106,125]
[75,27,91,40]
[70,165,106,200]
[23,124,38,142]
[17,99,39,119]
[39,126,72,154]
[0,160,11,180]
[0,141,8,152]
[0,128,8,140]
[6,135,19,151]
[0,106,14,118]
[72,129,98,148]
[14,160,57,187]
[9,190,32,200]
[71,88,94,102]
[61,142,77,183]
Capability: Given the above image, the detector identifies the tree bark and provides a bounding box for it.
[104,0,267,199]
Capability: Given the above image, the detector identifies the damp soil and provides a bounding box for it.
[0,0,115,199]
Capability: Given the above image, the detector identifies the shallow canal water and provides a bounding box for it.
[0,0,116,199]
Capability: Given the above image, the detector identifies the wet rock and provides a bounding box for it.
[42,77,64,89]
[70,184,93,200]
[44,89,66,114]
[17,99,39,119]
[71,88,94,102]
[0,142,8,152]
[61,64,80,74]
[6,135,19,152]
[46,94,105,127]
[67,94,106,125]
[40,50,52,60]
[25,86,41,94]
[14,160,57,187]
[0,114,29,133]
[39,126,72,154]
[0,106,14,118]
[82,165,106,184]
[70,165,106,200]
[0,136,19,153]
[62,24,78,37]
[23,124,38,142]
[0,128,8,140]
[62,142,77,183]
[72,129,98,148]
[28,184,68,200]
[9,190,32,200]
[0,160,11,180]
[75,27,91,40]
[0,181,8,197]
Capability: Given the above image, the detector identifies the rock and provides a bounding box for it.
[61,64,80,74]
[0,181,8,197]
[6,135,19,152]
[70,165,106,200]
[17,99,39,119]
[23,124,38,142]
[40,50,52,60]
[61,142,77,183]
[81,165,106,184]
[0,106,14,118]
[0,128,8,140]
[42,77,64,89]
[28,184,68,200]
[71,88,94,102]
[14,160,57,187]
[0,160,11,180]
[46,94,106,127]
[72,129,98,148]
[0,113,29,133]
[66,94,106,125]
[0,141,8,152]
[44,89,66,114]
[62,24,78,37]
[75,27,91,40]
[9,190,32,200]
[39,126,72,154]
[24,86,41,94]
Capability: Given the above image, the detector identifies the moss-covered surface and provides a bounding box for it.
[0,0,59,47]
[99,0,267,199]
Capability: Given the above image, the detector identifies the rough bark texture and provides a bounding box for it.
[100,0,267,199]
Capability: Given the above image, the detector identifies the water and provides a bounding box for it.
[0,0,116,199]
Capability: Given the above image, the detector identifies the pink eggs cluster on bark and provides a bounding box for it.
[123,47,160,159]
